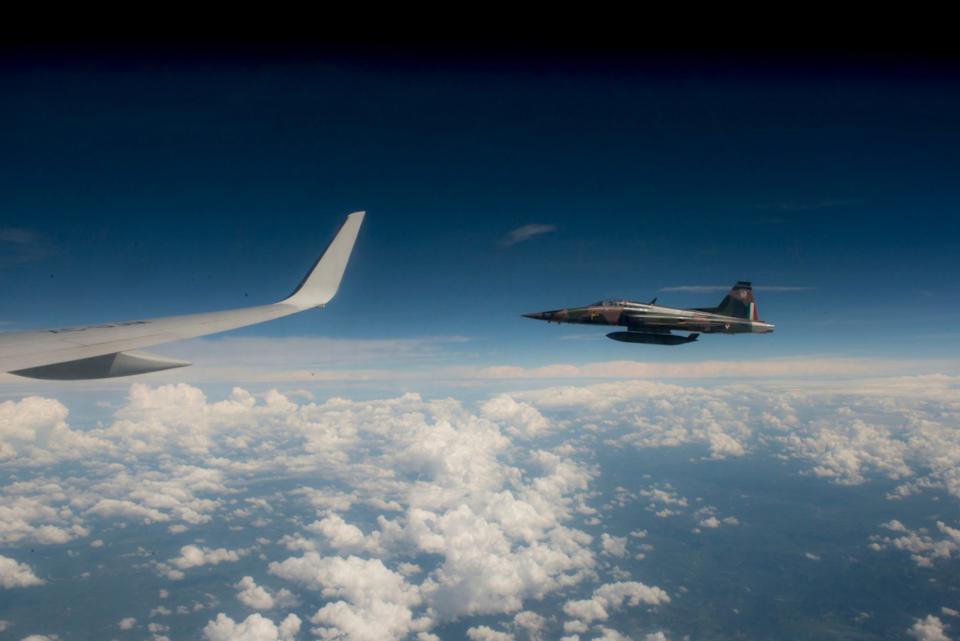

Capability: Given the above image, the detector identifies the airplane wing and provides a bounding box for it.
[0,211,365,380]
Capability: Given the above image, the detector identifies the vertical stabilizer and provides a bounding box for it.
[714,281,757,319]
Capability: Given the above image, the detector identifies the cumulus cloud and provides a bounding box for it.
[467,626,516,641]
[0,554,44,588]
[592,629,637,641]
[907,615,950,641]
[480,395,550,437]
[4,375,960,640]
[513,611,546,641]
[508,376,960,498]
[600,533,628,558]
[159,544,248,578]
[870,520,960,567]
[117,617,137,630]
[0,396,109,463]
[235,576,299,611]
[563,581,670,625]
[693,507,737,531]
[171,544,246,569]
[203,613,301,641]
[304,514,382,554]
[0,483,91,546]
[270,554,427,641]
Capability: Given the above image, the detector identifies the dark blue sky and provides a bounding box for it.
[1,50,958,365]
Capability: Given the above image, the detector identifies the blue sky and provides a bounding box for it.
[1,51,959,373]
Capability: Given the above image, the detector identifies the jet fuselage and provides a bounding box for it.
[523,282,774,345]
[525,301,774,333]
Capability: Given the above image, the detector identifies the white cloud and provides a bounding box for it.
[270,554,427,641]
[389,504,595,620]
[513,611,546,641]
[601,533,628,558]
[907,615,950,641]
[509,376,960,499]
[870,520,960,567]
[0,554,44,588]
[563,597,609,624]
[304,514,382,554]
[0,486,89,546]
[117,617,137,630]
[500,224,557,247]
[594,581,671,608]
[480,395,550,437]
[5,375,960,640]
[564,581,670,625]
[0,396,109,464]
[693,507,737,531]
[203,613,300,641]
[235,576,299,611]
[463,358,941,381]
[82,463,226,530]
[467,626,516,641]
[170,545,246,570]
[591,627,635,640]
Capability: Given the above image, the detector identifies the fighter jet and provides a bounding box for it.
[523,281,774,344]
[0,212,364,379]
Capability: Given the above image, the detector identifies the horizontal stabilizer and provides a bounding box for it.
[10,351,191,380]
[607,331,699,345]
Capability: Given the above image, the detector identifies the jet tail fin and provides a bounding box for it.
[714,281,758,320]
[283,211,365,309]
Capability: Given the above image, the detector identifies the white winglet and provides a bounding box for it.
[1,211,366,379]
[283,211,365,309]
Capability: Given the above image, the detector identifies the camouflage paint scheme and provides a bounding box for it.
[523,281,774,345]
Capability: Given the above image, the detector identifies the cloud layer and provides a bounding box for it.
[1,374,959,638]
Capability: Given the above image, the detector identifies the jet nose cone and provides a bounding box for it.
[524,309,568,322]
[523,311,550,320]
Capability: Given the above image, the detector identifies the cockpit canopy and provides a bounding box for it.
[591,299,629,307]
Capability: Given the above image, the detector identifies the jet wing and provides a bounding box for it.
[623,313,746,331]
[0,211,365,380]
